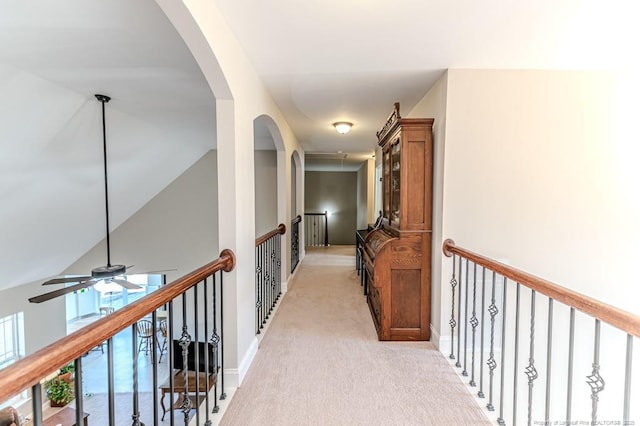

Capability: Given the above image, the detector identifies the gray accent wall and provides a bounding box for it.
[305,171,357,245]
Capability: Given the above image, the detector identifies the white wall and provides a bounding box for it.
[254,150,278,237]
[434,69,640,422]
[66,150,219,286]
[442,69,639,314]
[407,71,448,342]
[156,0,304,386]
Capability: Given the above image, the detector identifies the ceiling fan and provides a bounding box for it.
[29,94,155,303]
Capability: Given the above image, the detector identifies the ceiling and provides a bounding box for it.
[214,0,638,164]
[0,0,637,291]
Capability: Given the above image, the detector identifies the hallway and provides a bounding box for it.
[220,246,490,425]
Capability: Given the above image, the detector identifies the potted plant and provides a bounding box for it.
[58,363,75,383]
[46,377,74,407]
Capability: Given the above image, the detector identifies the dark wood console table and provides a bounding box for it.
[42,407,89,426]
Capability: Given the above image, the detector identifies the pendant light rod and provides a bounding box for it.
[95,94,112,267]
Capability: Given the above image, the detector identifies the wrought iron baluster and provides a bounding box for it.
[470,263,478,386]
[203,277,212,426]
[31,383,42,425]
[151,311,159,426]
[168,300,175,426]
[449,254,457,360]
[566,307,575,425]
[220,271,226,400]
[479,266,486,398]
[211,273,220,413]
[131,324,142,426]
[512,283,521,426]
[73,357,84,426]
[463,259,470,377]
[179,293,193,424]
[108,337,115,424]
[525,290,538,426]
[624,334,633,424]
[545,299,553,424]
[277,231,282,299]
[497,276,508,425]
[456,257,463,368]
[255,244,261,334]
[587,319,605,425]
[487,271,498,411]
[194,286,201,426]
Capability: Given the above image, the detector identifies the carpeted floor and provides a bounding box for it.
[220,246,490,426]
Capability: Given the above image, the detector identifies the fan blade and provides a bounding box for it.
[112,279,142,290]
[43,276,93,286]
[29,280,96,303]
[137,268,177,274]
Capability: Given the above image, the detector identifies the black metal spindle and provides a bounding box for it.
[497,276,508,425]
[31,383,42,425]
[456,256,463,368]
[194,286,200,426]
[73,357,83,426]
[220,271,226,400]
[168,300,175,426]
[478,266,486,398]
[624,334,633,424]
[152,311,159,426]
[487,271,498,411]
[449,254,457,360]
[211,271,220,413]
[545,299,553,424]
[108,337,115,425]
[463,259,469,377]
[255,243,261,334]
[470,263,478,386]
[566,307,575,426]
[204,277,212,426]
[587,319,605,425]
[131,324,142,426]
[525,290,538,426]
[512,283,521,426]
[179,293,192,424]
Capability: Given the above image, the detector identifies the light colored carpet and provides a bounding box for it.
[220,246,490,426]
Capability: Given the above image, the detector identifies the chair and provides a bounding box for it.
[136,319,154,356]
[157,319,168,363]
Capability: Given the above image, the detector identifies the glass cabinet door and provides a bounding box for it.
[390,139,401,224]
[382,146,390,220]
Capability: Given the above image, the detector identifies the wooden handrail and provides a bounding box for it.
[443,239,640,338]
[304,212,327,216]
[0,249,235,404]
[255,223,286,247]
[291,215,301,225]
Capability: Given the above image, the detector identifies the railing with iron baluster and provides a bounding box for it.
[0,250,235,426]
[291,215,301,273]
[304,211,328,246]
[442,239,640,425]
[255,224,286,335]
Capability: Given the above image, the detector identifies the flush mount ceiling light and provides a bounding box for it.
[333,121,353,134]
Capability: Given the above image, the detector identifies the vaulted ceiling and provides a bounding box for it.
[1,0,636,291]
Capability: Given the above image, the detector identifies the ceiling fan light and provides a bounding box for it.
[333,122,353,134]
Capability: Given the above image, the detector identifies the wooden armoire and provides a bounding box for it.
[363,103,434,341]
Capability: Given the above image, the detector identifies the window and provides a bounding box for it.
[0,311,26,409]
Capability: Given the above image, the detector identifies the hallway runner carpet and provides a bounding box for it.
[220,246,490,426]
